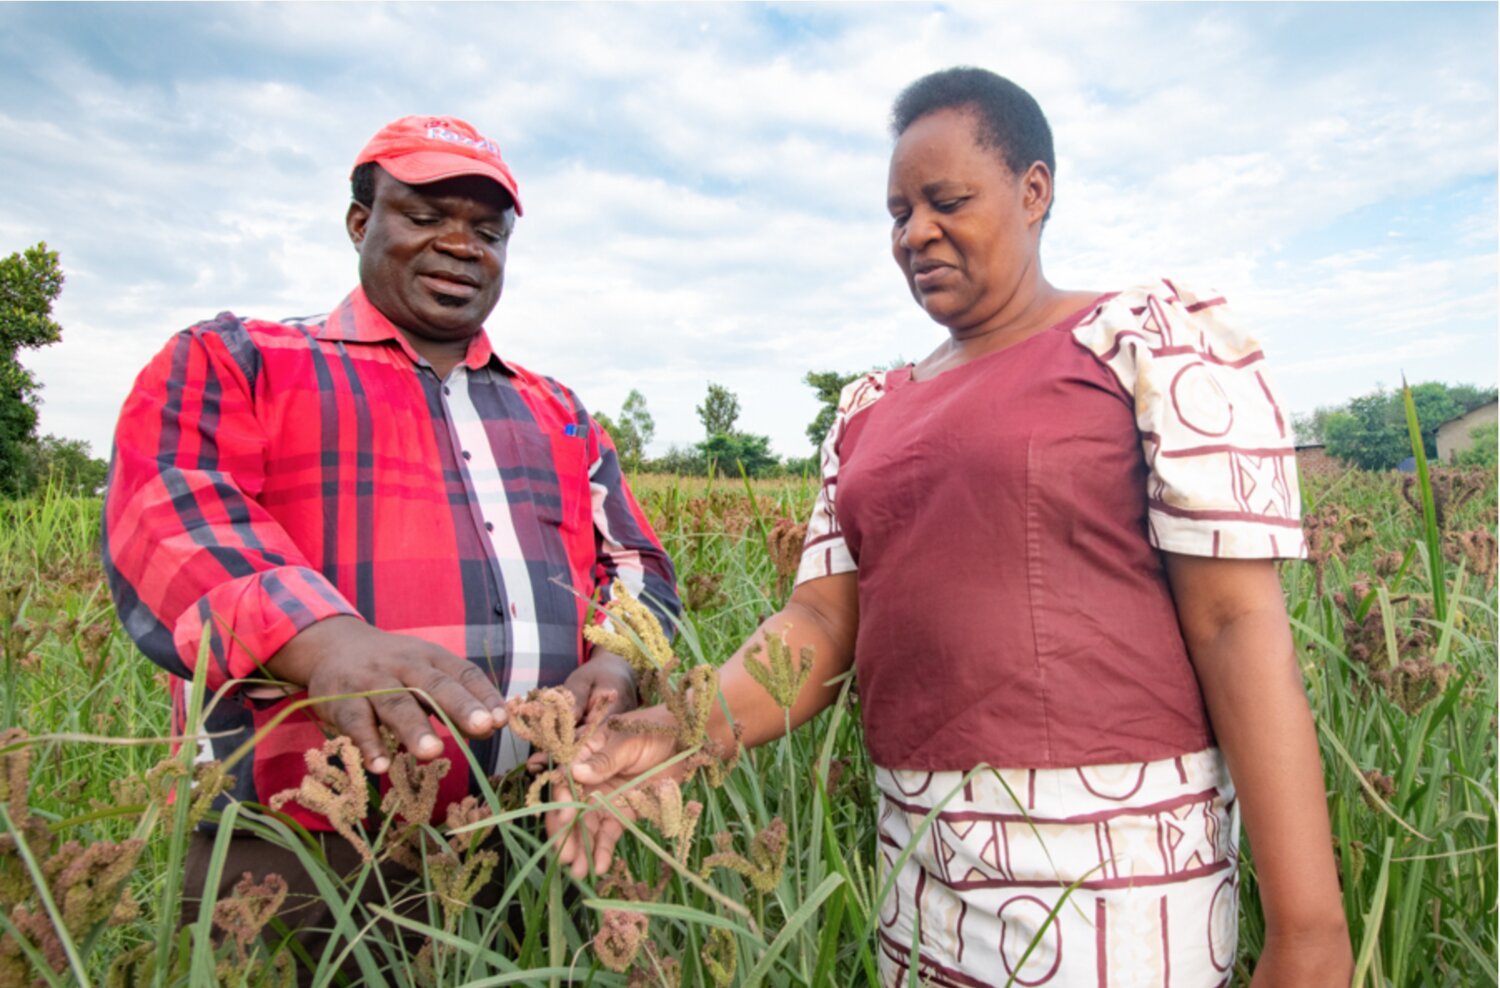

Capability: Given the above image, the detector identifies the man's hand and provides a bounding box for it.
[546,704,682,880]
[265,616,507,774]
[560,648,639,722]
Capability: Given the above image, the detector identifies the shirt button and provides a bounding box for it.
[485,521,495,532]
[443,385,451,396]
[494,602,506,615]
[461,450,472,461]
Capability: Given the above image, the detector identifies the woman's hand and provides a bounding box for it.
[1163,554,1352,984]
[544,572,861,879]
[1251,929,1361,987]
[546,705,683,879]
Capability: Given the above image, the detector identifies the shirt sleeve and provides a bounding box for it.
[103,316,359,694]
[795,372,889,584]
[1072,282,1307,559]
[583,415,682,632]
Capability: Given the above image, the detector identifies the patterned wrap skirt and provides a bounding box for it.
[875,748,1239,987]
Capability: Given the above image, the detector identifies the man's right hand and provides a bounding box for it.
[265,616,507,774]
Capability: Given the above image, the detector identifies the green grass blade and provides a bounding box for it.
[1352,836,1395,987]
[740,872,845,985]
[1401,381,1446,616]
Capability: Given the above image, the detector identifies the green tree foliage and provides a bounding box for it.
[696,382,740,438]
[593,390,657,471]
[618,389,655,470]
[698,431,777,478]
[1313,382,1498,470]
[782,454,819,477]
[593,410,621,443]
[21,434,108,496]
[1453,423,1498,468]
[0,242,65,495]
[646,444,707,476]
[803,370,862,449]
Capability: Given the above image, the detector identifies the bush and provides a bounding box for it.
[1454,423,1498,468]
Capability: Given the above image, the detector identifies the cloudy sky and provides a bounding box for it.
[2,2,1495,461]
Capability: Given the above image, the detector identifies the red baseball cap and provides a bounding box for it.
[353,115,523,215]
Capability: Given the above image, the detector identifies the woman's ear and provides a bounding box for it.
[1021,161,1053,227]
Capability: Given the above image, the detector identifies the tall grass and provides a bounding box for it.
[0,441,1493,985]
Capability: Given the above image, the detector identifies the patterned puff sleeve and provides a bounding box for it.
[1072,280,1308,559]
[794,372,891,584]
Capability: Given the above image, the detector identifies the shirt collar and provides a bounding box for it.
[315,286,515,375]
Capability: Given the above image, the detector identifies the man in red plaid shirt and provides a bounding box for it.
[103,115,680,943]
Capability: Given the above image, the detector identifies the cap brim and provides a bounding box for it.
[375,151,523,215]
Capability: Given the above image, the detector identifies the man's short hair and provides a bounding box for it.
[891,67,1055,221]
[351,161,378,207]
[350,160,518,215]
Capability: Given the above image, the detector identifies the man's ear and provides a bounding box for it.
[346,201,370,252]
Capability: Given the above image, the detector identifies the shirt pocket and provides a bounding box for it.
[512,421,589,534]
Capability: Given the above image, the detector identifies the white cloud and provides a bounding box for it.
[0,1,1493,461]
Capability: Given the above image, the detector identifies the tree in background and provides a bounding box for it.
[803,370,862,449]
[592,390,656,472]
[688,381,778,477]
[700,431,777,478]
[1298,382,1498,470]
[0,244,108,497]
[647,444,707,476]
[0,243,108,497]
[617,389,655,470]
[592,408,622,444]
[0,242,64,495]
[21,434,108,496]
[696,382,740,438]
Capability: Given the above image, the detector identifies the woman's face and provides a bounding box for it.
[886,107,1050,334]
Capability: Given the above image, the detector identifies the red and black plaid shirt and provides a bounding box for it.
[104,287,679,828]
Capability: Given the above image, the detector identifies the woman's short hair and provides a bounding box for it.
[891,67,1055,183]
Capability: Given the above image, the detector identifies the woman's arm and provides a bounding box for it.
[1163,553,1352,985]
[550,571,859,878]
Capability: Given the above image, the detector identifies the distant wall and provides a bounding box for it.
[1436,400,1499,463]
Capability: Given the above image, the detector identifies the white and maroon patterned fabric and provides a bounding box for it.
[875,748,1239,987]
[1071,281,1305,560]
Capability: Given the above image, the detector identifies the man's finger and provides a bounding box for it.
[369,690,444,760]
[425,652,508,729]
[405,664,497,738]
[328,699,393,774]
[564,679,590,722]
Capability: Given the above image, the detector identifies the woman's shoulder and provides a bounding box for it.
[833,367,908,421]
[1072,279,1265,371]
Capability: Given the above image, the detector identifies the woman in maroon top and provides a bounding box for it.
[554,68,1351,986]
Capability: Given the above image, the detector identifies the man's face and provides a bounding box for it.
[346,167,516,352]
